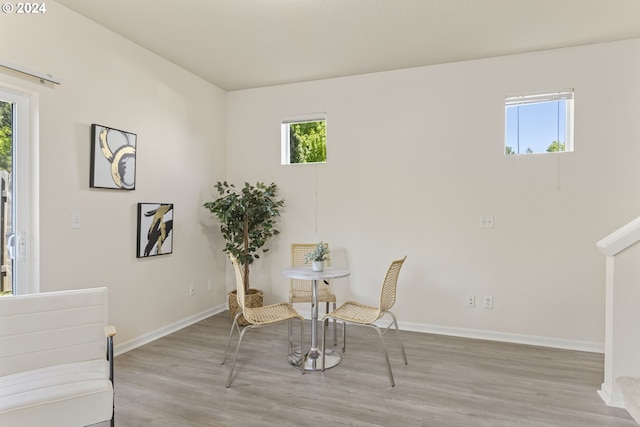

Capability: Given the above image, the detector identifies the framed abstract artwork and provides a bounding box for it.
[136,203,173,258]
[90,124,136,190]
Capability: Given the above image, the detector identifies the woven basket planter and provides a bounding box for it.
[228,289,264,326]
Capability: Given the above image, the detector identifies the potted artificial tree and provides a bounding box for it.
[204,181,285,324]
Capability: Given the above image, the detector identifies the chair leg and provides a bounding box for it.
[288,319,293,355]
[332,302,337,346]
[321,317,329,372]
[342,320,347,353]
[387,311,408,365]
[299,318,306,374]
[323,302,338,346]
[372,325,395,387]
[226,325,254,388]
[222,313,242,365]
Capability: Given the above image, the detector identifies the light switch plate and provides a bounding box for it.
[71,212,82,229]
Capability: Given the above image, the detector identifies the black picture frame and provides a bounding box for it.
[136,203,173,258]
[90,124,137,190]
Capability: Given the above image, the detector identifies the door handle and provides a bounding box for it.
[17,234,25,259]
[6,233,14,260]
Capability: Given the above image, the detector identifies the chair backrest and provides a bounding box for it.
[378,256,407,313]
[290,243,331,292]
[229,255,246,309]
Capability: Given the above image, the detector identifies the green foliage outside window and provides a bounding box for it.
[546,141,565,152]
[505,140,565,155]
[0,101,12,172]
[289,120,326,164]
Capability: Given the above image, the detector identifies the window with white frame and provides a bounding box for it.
[505,90,574,155]
[281,113,326,165]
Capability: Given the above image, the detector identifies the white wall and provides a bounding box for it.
[227,39,640,350]
[0,2,229,348]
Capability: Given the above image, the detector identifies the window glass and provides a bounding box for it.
[505,90,574,155]
[281,113,326,164]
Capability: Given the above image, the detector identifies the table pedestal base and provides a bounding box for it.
[288,349,341,371]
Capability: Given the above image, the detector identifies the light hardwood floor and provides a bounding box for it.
[97,312,634,427]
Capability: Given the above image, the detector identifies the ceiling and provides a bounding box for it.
[55,0,640,91]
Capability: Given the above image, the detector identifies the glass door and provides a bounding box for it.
[0,87,33,295]
[0,99,13,294]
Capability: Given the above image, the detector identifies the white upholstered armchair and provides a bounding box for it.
[0,287,116,426]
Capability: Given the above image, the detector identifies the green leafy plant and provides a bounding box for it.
[204,181,285,292]
[304,241,330,263]
[289,121,326,164]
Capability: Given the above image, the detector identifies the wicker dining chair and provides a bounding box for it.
[222,255,306,388]
[289,243,339,345]
[321,256,407,386]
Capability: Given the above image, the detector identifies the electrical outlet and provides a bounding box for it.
[466,295,475,308]
[208,280,213,291]
[483,296,493,309]
[189,284,196,297]
[480,215,494,229]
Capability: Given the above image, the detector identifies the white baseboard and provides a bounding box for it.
[116,306,603,357]
[598,382,626,408]
[399,321,604,353]
[298,308,603,353]
[113,304,227,356]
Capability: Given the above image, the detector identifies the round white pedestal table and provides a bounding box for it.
[281,266,350,371]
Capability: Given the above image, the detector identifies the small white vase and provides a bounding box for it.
[312,260,324,272]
